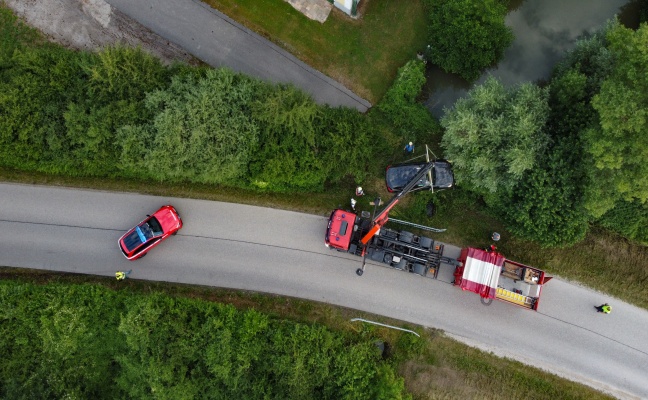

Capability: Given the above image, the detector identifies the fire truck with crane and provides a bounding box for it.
[325,161,458,277]
[324,161,552,310]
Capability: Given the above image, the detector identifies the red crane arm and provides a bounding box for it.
[360,161,436,245]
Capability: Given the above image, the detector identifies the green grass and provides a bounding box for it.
[1,269,613,399]
[202,0,429,103]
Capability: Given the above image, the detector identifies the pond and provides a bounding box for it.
[423,0,639,117]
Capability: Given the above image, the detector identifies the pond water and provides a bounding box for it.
[423,0,637,117]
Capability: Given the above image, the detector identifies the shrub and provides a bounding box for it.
[377,60,435,137]
[422,0,513,81]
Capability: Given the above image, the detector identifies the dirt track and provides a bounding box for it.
[4,0,195,64]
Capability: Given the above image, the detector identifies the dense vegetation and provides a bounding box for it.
[441,20,648,246]
[0,280,409,399]
[422,0,513,81]
[0,271,614,400]
[0,8,379,193]
[2,4,647,247]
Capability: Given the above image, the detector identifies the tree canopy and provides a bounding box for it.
[423,0,513,81]
[585,23,648,217]
[440,77,549,201]
[0,281,410,399]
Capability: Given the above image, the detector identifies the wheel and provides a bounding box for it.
[356,268,364,276]
[480,297,493,306]
[137,252,147,260]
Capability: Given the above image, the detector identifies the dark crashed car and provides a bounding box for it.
[385,160,454,193]
[118,205,183,260]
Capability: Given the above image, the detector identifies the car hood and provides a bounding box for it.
[153,206,181,233]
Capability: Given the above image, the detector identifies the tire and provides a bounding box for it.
[137,252,147,260]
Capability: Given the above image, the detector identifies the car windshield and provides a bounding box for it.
[138,217,163,242]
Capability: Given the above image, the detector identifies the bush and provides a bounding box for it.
[597,200,648,244]
[0,46,87,172]
[249,85,324,191]
[377,60,435,137]
[319,106,379,185]
[118,68,260,185]
[0,281,409,399]
[422,0,513,81]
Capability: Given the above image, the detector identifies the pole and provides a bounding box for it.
[350,318,420,337]
[357,197,381,276]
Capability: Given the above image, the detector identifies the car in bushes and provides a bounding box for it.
[385,160,454,193]
[118,205,183,260]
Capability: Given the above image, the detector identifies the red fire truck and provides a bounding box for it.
[453,247,551,310]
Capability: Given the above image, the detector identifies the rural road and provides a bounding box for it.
[103,0,371,111]
[1,183,647,399]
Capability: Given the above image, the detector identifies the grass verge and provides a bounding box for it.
[201,0,428,103]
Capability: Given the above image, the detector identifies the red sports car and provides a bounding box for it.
[118,205,183,260]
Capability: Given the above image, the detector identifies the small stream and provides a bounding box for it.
[423,0,639,117]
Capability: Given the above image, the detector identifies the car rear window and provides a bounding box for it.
[123,230,143,252]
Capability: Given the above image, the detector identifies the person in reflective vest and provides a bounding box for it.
[115,270,132,281]
[595,303,611,314]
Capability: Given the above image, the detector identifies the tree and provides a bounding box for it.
[495,138,589,247]
[319,106,378,185]
[249,85,324,191]
[585,23,648,217]
[377,60,435,137]
[117,68,260,185]
[440,77,549,202]
[423,0,513,81]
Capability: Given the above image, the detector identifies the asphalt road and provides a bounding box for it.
[103,0,370,112]
[1,183,647,398]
